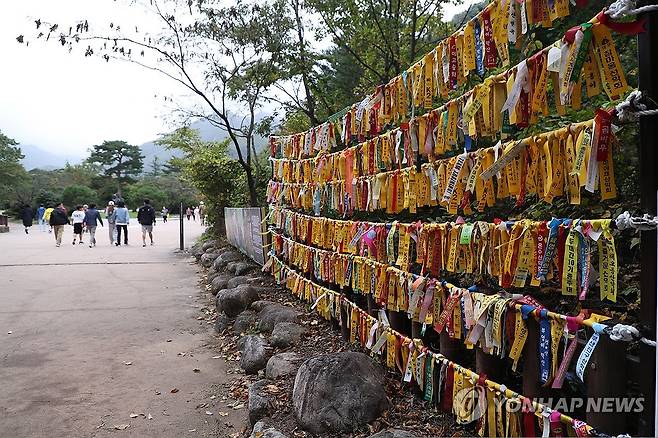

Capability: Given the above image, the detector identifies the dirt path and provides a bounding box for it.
[0,218,247,437]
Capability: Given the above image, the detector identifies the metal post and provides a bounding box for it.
[179,201,184,251]
[637,5,657,435]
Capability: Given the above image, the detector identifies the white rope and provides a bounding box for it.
[606,0,658,20]
[615,211,658,231]
[615,90,658,123]
[607,323,657,347]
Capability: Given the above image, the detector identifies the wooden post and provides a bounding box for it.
[521,317,549,400]
[340,301,350,341]
[585,336,627,435]
[637,4,658,434]
[439,331,463,362]
[476,349,505,382]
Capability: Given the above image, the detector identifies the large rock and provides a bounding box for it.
[266,352,303,379]
[248,379,272,425]
[368,429,418,438]
[210,273,233,294]
[227,275,253,289]
[214,313,231,333]
[215,250,243,269]
[271,322,306,348]
[201,239,218,252]
[251,300,275,312]
[251,421,289,438]
[258,304,301,333]
[216,285,260,318]
[239,335,271,374]
[200,252,222,268]
[292,352,390,434]
[234,262,255,276]
[234,310,257,334]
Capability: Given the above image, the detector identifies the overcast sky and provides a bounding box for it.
[0,0,475,159]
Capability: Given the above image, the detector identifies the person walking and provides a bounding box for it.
[20,205,34,234]
[193,206,199,222]
[43,205,54,233]
[161,206,168,223]
[114,201,130,246]
[83,203,104,248]
[137,199,156,247]
[186,207,192,221]
[71,206,86,245]
[106,201,117,245]
[49,202,69,247]
[36,204,46,232]
[198,202,206,225]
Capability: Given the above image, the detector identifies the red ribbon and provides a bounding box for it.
[597,10,646,35]
[594,108,613,161]
[442,365,455,412]
[449,37,458,89]
[482,10,498,69]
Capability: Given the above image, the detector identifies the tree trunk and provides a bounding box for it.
[244,165,258,207]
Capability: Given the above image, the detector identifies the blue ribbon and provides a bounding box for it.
[537,218,562,279]
[520,304,535,320]
[474,19,484,76]
[464,135,472,151]
[539,309,551,384]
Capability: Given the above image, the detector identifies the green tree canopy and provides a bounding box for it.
[62,185,97,209]
[87,140,144,197]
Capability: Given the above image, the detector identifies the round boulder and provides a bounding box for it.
[258,304,301,333]
[251,300,275,312]
[239,335,271,374]
[292,352,390,434]
[248,379,272,425]
[201,239,218,252]
[214,313,231,333]
[234,310,257,334]
[271,322,306,348]
[266,352,303,379]
[216,250,243,269]
[216,285,260,318]
[251,421,289,438]
[200,252,222,268]
[210,273,233,295]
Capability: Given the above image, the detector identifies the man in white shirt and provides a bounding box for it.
[71,205,86,245]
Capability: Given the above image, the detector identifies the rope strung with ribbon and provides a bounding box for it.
[615,210,658,230]
[605,0,658,19]
[614,90,658,123]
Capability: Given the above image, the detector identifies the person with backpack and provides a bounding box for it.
[114,201,130,246]
[137,199,156,247]
[36,204,46,232]
[83,203,104,248]
[20,205,34,234]
[49,202,70,247]
[106,201,117,245]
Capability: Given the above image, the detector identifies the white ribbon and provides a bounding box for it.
[501,61,529,115]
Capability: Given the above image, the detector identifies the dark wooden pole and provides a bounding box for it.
[585,336,627,434]
[637,4,658,435]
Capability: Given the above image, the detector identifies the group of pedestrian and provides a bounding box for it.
[185,202,205,225]
[20,199,159,247]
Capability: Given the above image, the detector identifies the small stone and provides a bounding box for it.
[250,420,289,438]
[266,352,303,379]
[201,239,218,252]
[270,322,306,348]
[368,429,419,438]
[251,300,275,312]
[214,313,231,333]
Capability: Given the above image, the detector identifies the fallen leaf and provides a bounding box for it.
[205,411,213,416]
[7,331,12,335]
[129,413,139,418]
[123,361,132,366]
[232,403,244,410]
[218,412,229,417]
[188,429,197,432]
[170,388,179,393]
[193,368,200,373]
[212,356,221,359]
[155,390,161,395]
[166,339,172,342]
[114,424,130,430]
[147,414,153,420]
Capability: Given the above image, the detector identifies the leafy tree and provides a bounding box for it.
[62,185,97,209]
[87,140,144,197]
[125,180,167,211]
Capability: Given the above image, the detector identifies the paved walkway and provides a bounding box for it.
[0,218,246,437]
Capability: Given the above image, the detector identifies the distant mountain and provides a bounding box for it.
[19,144,82,170]
[141,118,269,172]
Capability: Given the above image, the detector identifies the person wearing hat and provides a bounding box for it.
[198,201,206,226]
[106,201,117,245]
